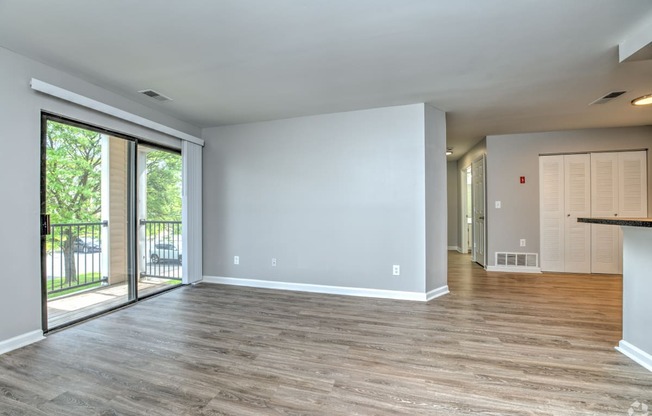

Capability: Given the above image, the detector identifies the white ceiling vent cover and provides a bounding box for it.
[139,89,172,102]
[589,91,626,105]
[494,252,539,271]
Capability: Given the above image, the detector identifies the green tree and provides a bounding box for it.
[146,150,182,221]
[46,121,102,283]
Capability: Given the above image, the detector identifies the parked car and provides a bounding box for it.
[73,237,101,253]
[150,243,182,264]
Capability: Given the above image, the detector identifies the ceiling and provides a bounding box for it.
[1,0,651,159]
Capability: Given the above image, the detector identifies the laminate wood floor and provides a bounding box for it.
[1,252,651,415]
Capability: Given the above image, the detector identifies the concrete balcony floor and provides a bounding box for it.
[47,278,180,329]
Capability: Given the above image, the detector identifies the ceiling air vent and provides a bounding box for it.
[138,89,172,102]
[589,91,626,105]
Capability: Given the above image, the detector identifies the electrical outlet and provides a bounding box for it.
[495,201,501,209]
[520,239,526,247]
[234,255,239,265]
[392,265,400,276]
[272,258,277,266]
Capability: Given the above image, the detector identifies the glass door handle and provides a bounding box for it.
[40,214,51,235]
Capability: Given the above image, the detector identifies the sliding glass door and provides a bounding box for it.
[137,145,183,298]
[41,114,182,331]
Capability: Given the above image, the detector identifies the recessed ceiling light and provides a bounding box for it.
[631,94,652,106]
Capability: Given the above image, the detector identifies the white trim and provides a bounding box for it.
[457,247,467,254]
[486,266,542,273]
[425,285,450,301]
[447,246,459,251]
[0,330,44,355]
[203,276,449,302]
[30,78,204,146]
[616,340,652,372]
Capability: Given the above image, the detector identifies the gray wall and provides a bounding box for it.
[485,126,652,267]
[203,103,448,294]
[0,46,199,344]
[424,105,448,292]
[447,161,459,249]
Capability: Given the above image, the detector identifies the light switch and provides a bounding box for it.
[495,201,501,209]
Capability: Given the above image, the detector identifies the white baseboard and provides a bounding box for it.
[456,247,467,254]
[426,285,450,301]
[447,246,459,251]
[616,340,652,372]
[485,266,542,274]
[0,330,44,355]
[203,276,449,302]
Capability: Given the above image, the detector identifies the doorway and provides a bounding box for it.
[41,114,182,331]
[460,156,487,267]
[460,166,473,254]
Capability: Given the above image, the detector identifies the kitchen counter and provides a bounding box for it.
[578,217,652,227]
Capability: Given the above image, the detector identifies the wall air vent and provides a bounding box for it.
[494,252,539,272]
[589,91,626,105]
[138,89,172,102]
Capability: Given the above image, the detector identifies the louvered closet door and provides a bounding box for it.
[564,154,591,273]
[539,155,565,272]
[591,153,620,274]
[618,151,647,218]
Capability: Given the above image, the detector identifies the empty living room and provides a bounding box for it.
[1,1,651,415]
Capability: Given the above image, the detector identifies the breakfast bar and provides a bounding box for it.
[578,217,652,372]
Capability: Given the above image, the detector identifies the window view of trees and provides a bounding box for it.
[46,121,102,224]
[145,150,182,221]
[45,120,182,289]
[46,122,102,285]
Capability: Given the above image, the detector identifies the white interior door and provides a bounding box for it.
[472,156,486,267]
[539,155,565,272]
[591,152,619,274]
[564,154,591,273]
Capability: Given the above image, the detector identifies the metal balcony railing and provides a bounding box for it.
[46,221,108,297]
[140,220,182,281]
[45,220,182,298]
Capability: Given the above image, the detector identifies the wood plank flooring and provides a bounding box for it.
[1,252,651,415]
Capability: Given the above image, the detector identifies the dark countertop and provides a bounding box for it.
[577,217,652,227]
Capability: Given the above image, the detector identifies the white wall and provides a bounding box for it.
[202,104,448,296]
[0,46,199,346]
[485,126,652,267]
